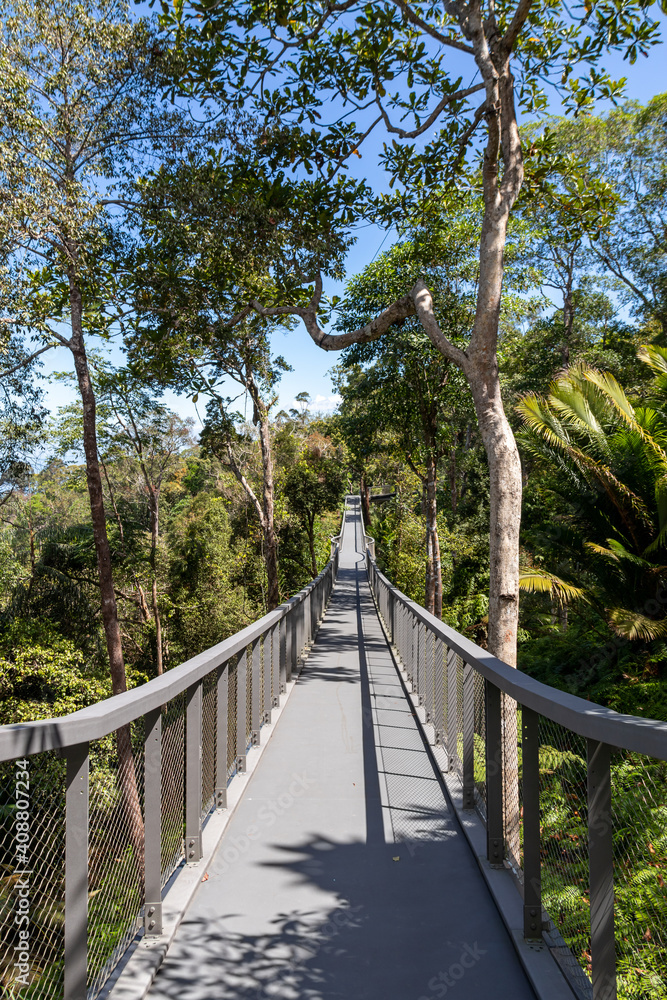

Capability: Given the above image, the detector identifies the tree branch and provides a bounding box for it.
[389,0,473,52]
[0,341,64,378]
[412,280,469,369]
[500,0,535,54]
[375,82,485,140]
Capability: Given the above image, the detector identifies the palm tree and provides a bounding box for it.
[518,348,667,641]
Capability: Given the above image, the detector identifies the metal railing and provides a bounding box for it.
[368,485,395,499]
[365,534,667,1000]
[0,545,340,1000]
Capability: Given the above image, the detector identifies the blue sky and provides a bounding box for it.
[37,20,667,429]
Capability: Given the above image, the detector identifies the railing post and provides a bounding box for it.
[186,681,203,862]
[64,741,89,1000]
[462,663,475,809]
[251,638,261,746]
[236,648,248,773]
[485,680,504,866]
[215,662,229,809]
[522,706,542,939]
[144,709,162,935]
[588,740,616,1000]
[446,647,458,771]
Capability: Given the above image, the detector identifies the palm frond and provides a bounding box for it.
[607,607,667,641]
[519,570,588,604]
[584,369,667,470]
[638,344,667,377]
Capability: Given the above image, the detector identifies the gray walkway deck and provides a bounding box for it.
[147,503,536,1000]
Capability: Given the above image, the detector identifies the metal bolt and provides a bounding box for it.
[148,906,155,916]
[149,920,155,930]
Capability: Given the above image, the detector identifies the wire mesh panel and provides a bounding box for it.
[433,638,445,745]
[161,694,185,886]
[87,722,144,997]
[423,630,435,727]
[538,717,591,996]
[503,695,521,875]
[0,751,66,1000]
[227,657,238,779]
[449,652,463,781]
[201,671,217,819]
[244,645,253,754]
[473,670,487,817]
[609,750,667,998]
[259,636,266,723]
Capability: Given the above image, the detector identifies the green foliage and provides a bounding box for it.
[283,438,347,577]
[0,619,109,723]
[167,492,253,660]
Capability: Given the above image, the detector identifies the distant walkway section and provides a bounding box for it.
[147,500,537,1000]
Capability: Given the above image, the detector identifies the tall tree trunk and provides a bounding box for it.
[425,527,435,615]
[425,456,442,618]
[562,279,574,367]
[149,490,163,675]
[462,53,523,863]
[254,399,280,610]
[68,277,145,875]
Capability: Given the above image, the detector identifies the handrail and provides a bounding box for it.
[0,539,341,1000]
[359,494,667,1000]
[0,555,338,761]
[366,548,667,760]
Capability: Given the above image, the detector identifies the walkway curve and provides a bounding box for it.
[146,499,537,1000]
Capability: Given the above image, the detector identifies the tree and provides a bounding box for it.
[0,0,196,874]
[98,370,196,674]
[283,438,347,577]
[128,154,358,608]
[519,352,667,643]
[164,0,662,670]
[0,332,45,506]
[334,242,475,616]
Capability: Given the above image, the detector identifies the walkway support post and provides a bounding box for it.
[521,706,541,939]
[144,708,162,935]
[186,681,203,862]
[588,740,616,1000]
[215,663,229,809]
[64,741,89,1000]
[486,680,505,867]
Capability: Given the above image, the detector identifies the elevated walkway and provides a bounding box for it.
[144,501,537,1000]
[4,498,663,1000]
